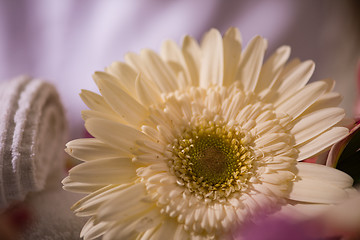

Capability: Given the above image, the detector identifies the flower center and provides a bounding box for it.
[168,121,256,200]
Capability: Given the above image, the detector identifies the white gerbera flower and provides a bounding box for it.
[63,28,355,239]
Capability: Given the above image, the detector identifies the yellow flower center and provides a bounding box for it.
[169,121,256,200]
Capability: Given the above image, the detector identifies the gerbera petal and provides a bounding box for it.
[141,49,179,92]
[161,39,191,86]
[81,217,109,240]
[291,107,345,145]
[223,27,242,87]
[148,218,180,240]
[275,80,328,118]
[93,72,148,126]
[302,91,342,114]
[105,61,137,96]
[81,109,123,123]
[68,158,137,185]
[62,176,105,193]
[71,185,128,216]
[182,35,201,86]
[135,73,162,106]
[296,162,353,188]
[296,127,348,160]
[85,118,150,152]
[98,182,155,221]
[236,36,267,92]
[288,177,349,204]
[199,28,224,88]
[255,45,290,94]
[66,138,128,161]
[79,89,113,112]
[273,60,315,103]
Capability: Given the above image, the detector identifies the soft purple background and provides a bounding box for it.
[0,0,358,140]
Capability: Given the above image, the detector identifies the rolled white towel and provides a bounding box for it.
[0,75,67,209]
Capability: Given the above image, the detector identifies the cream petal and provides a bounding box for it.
[66,138,128,161]
[68,158,136,185]
[275,81,327,118]
[80,90,116,114]
[290,203,331,218]
[81,217,109,240]
[223,27,242,87]
[290,107,345,145]
[141,49,179,92]
[71,185,127,215]
[125,52,149,78]
[296,162,353,188]
[98,182,156,222]
[205,89,221,113]
[93,72,148,126]
[102,222,139,240]
[261,171,295,185]
[135,74,162,106]
[276,202,329,220]
[199,28,224,88]
[222,91,245,122]
[182,35,201,86]
[288,177,349,204]
[81,109,123,123]
[274,60,315,103]
[302,92,343,114]
[85,118,150,152]
[236,36,267,92]
[255,46,291,93]
[254,133,291,149]
[149,218,180,240]
[62,176,105,193]
[105,61,137,96]
[161,39,191,86]
[296,126,348,160]
[102,209,162,239]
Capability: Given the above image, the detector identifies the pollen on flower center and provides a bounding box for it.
[168,121,256,200]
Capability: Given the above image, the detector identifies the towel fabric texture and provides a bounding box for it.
[0,75,67,209]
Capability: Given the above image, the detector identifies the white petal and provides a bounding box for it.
[296,162,353,188]
[135,74,162,106]
[291,107,345,145]
[223,27,242,86]
[80,90,116,115]
[161,39,191,86]
[150,218,179,240]
[98,182,155,221]
[93,72,148,126]
[85,118,150,152]
[141,49,179,92]
[71,185,127,216]
[81,217,108,240]
[105,61,137,96]
[255,133,291,149]
[255,45,290,93]
[81,109,123,123]
[68,158,136,185]
[62,176,105,193]
[182,35,201,86]
[296,127,348,160]
[199,28,224,87]
[275,81,328,118]
[289,177,349,203]
[274,60,315,103]
[66,138,128,161]
[236,36,267,92]
[302,92,342,114]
